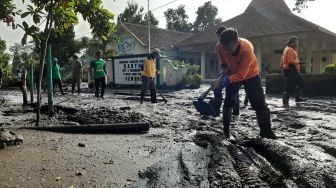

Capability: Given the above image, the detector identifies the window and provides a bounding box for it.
[189,58,194,64]
[274,49,283,54]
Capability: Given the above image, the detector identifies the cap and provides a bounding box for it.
[52,58,58,62]
[152,48,161,57]
[286,36,298,45]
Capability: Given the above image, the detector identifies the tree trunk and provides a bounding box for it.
[21,68,28,105]
[36,0,54,126]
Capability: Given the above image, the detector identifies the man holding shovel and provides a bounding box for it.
[214,26,248,116]
[212,28,276,139]
[140,48,160,104]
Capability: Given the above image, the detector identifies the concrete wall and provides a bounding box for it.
[159,59,187,87]
[266,74,336,96]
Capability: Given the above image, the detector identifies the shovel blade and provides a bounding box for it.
[193,100,218,116]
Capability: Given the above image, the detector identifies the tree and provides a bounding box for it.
[0,38,11,81]
[9,43,31,75]
[9,43,37,105]
[0,0,19,29]
[118,1,159,27]
[17,0,116,126]
[164,5,192,32]
[143,11,159,27]
[193,1,222,32]
[118,1,145,24]
[48,26,81,64]
[293,0,314,13]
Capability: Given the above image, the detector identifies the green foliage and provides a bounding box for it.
[118,1,159,27]
[118,1,144,24]
[49,27,81,64]
[186,74,203,89]
[143,11,159,27]
[164,5,192,32]
[0,38,11,72]
[0,0,19,29]
[171,60,202,88]
[324,63,336,76]
[193,1,221,32]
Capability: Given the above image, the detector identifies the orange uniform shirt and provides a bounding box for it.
[218,38,259,83]
[280,46,300,71]
[215,41,226,65]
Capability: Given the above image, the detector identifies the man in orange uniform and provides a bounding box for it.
[280,36,306,105]
[140,49,160,104]
[214,26,249,116]
[212,28,276,139]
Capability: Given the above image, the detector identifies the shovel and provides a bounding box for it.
[193,74,224,116]
[151,79,168,103]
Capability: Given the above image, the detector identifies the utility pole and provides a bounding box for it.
[148,0,151,53]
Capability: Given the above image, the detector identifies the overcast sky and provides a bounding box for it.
[1,0,335,52]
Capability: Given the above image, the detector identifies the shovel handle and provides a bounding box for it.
[151,79,168,103]
[198,73,224,102]
[198,86,213,101]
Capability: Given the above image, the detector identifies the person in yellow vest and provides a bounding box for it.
[280,36,306,105]
[89,51,108,98]
[140,48,160,104]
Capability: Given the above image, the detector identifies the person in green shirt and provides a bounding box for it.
[52,58,65,95]
[89,51,108,98]
[71,54,83,95]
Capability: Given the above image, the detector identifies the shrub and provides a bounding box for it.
[171,60,202,89]
[186,74,202,89]
[324,63,336,76]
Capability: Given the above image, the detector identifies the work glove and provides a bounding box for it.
[212,76,230,89]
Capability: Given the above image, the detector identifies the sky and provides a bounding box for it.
[1,0,336,52]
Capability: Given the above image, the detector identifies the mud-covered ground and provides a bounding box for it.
[0,86,336,188]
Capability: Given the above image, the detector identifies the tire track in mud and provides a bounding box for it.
[228,145,269,187]
[241,139,336,188]
[195,132,290,188]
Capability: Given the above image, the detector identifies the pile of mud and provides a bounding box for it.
[41,105,145,125]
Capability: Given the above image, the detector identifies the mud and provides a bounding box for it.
[0,87,336,187]
[0,129,23,149]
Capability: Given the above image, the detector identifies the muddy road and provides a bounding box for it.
[0,87,336,188]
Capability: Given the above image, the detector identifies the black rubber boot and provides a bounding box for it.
[100,89,105,99]
[150,91,158,103]
[295,88,307,102]
[282,92,290,106]
[223,107,233,139]
[232,102,240,116]
[212,95,223,116]
[256,108,276,139]
[95,90,99,98]
[140,92,145,104]
[243,96,249,106]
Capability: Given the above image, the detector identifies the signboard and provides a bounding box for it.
[114,57,145,85]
